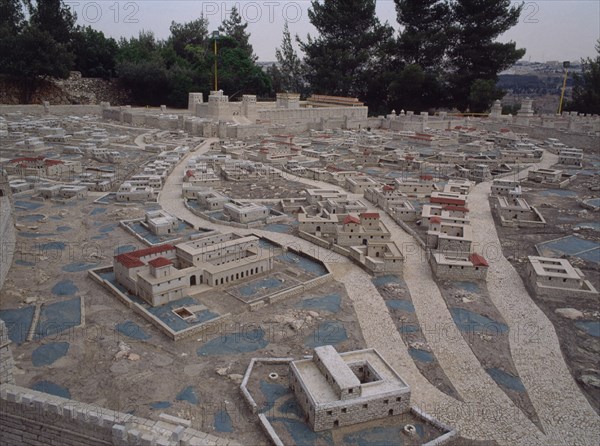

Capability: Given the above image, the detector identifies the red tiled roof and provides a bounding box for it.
[420,174,433,181]
[115,253,144,269]
[148,257,172,268]
[360,212,380,219]
[44,159,64,166]
[343,215,360,225]
[430,216,442,224]
[383,185,395,191]
[186,170,195,177]
[115,244,176,268]
[9,156,44,163]
[469,253,489,267]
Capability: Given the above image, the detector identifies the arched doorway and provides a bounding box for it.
[190,276,197,286]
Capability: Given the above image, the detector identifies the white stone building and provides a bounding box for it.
[526,256,598,299]
[289,345,411,432]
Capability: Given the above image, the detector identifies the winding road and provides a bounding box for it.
[156,139,600,443]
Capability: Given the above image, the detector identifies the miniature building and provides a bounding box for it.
[116,182,154,202]
[145,210,179,235]
[430,191,468,208]
[421,204,469,228]
[558,148,583,167]
[289,345,411,432]
[430,252,489,280]
[344,176,378,195]
[528,168,562,183]
[394,178,438,197]
[196,189,230,210]
[495,197,546,227]
[223,201,269,224]
[114,233,274,306]
[526,256,598,299]
[491,179,521,196]
[426,219,472,254]
[469,164,492,183]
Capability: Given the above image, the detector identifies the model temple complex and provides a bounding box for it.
[0,90,599,446]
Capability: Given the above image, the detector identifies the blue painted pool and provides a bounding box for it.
[147,296,219,332]
[450,308,508,334]
[486,368,525,392]
[260,380,290,412]
[36,241,66,251]
[0,306,35,344]
[31,380,71,399]
[453,281,481,293]
[372,275,403,287]
[197,328,268,356]
[114,244,137,255]
[15,200,44,211]
[18,232,57,238]
[574,222,600,231]
[399,324,420,333]
[115,321,151,340]
[298,294,341,313]
[31,342,70,366]
[18,214,45,222]
[575,320,600,337]
[305,321,347,348]
[271,418,333,446]
[15,259,35,267]
[238,277,284,297]
[584,198,600,207]
[214,410,233,432]
[537,235,600,264]
[90,207,106,216]
[150,401,172,409]
[409,348,434,363]
[35,297,81,340]
[128,222,162,244]
[278,252,327,276]
[386,299,415,312]
[94,193,115,204]
[62,262,98,272]
[56,226,72,232]
[263,223,292,234]
[98,224,117,233]
[176,386,199,405]
[51,279,78,296]
[538,189,578,197]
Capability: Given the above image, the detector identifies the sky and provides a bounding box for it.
[65,0,600,63]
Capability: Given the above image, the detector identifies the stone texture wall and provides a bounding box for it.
[0,72,131,105]
[0,197,16,292]
[0,320,15,385]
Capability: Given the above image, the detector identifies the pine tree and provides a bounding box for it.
[448,0,525,111]
[299,0,393,100]
[568,40,600,115]
[29,0,76,45]
[275,22,304,94]
[395,0,450,71]
[218,6,255,61]
[0,0,24,33]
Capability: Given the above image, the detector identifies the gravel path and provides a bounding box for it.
[156,140,595,443]
[470,151,600,443]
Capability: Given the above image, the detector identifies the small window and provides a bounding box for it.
[327,410,333,416]
[348,388,353,394]
[363,404,368,409]
[341,408,347,413]
[396,397,401,402]
[383,399,389,404]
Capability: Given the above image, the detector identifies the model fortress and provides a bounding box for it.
[289,345,411,431]
[114,232,274,306]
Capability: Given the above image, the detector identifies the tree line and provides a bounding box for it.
[1,0,598,114]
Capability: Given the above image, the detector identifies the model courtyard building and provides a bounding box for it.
[526,256,598,299]
[289,345,411,432]
[114,232,274,306]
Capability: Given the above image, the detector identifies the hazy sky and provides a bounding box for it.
[66,0,599,62]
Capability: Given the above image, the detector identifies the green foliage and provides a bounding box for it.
[447,0,525,111]
[274,22,305,95]
[28,0,76,45]
[168,17,209,62]
[218,6,255,61]
[299,0,394,104]
[0,0,25,33]
[468,79,503,113]
[72,26,118,78]
[567,40,600,115]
